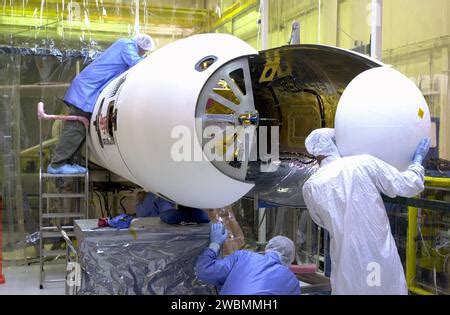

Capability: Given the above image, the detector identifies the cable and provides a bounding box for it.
[256,0,263,50]
[417,209,439,294]
[301,88,326,128]
[257,208,267,230]
[119,196,128,214]
[433,240,450,284]
[316,94,326,128]
[93,191,105,218]
[279,152,317,164]
[101,192,112,217]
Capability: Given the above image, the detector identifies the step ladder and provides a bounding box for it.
[37,102,89,289]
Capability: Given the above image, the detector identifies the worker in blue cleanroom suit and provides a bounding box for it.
[135,191,175,217]
[302,128,430,295]
[135,191,209,224]
[196,223,301,295]
[47,33,155,174]
[159,205,210,225]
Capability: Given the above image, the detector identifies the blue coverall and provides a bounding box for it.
[50,38,143,168]
[196,249,301,295]
[64,38,143,113]
[135,192,175,217]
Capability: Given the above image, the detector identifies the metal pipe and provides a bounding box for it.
[0,196,5,284]
[260,0,269,50]
[258,207,267,245]
[409,286,433,296]
[370,0,383,61]
[85,117,90,219]
[406,207,418,291]
[255,193,267,246]
[37,102,90,128]
[316,226,321,271]
[134,0,140,34]
[39,115,43,289]
[318,0,321,44]
[210,0,257,30]
[290,21,300,45]
[425,176,450,188]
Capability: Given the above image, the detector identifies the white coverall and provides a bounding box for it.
[302,128,425,295]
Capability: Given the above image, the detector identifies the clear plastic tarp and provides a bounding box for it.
[74,218,215,295]
[208,205,246,255]
[0,47,90,264]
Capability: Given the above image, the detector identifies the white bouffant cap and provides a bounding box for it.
[134,33,155,51]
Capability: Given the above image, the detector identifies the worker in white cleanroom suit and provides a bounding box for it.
[302,128,430,295]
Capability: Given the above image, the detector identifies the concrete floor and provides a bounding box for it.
[0,262,66,295]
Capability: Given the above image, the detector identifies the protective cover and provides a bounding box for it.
[246,160,319,207]
[74,218,215,295]
[207,206,246,256]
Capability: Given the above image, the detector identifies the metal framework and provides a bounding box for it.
[406,176,450,295]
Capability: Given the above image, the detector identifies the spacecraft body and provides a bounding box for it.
[88,34,256,208]
[87,33,423,209]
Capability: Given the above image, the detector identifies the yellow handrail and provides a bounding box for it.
[406,206,418,292]
[409,286,434,296]
[425,176,450,188]
[406,175,450,295]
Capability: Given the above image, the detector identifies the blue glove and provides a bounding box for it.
[107,214,134,230]
[412,138,431,165]
[209,223,228,253]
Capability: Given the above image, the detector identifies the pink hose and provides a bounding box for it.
[37,102,90,128]
[289,264,317,275]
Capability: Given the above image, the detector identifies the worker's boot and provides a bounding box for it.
[72,164,87,173]
[47,164,85,174]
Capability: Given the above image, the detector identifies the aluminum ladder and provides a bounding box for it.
[37,102,89,289]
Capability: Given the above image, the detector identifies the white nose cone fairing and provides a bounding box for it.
[335,67,431,171]
[88,34,258,208]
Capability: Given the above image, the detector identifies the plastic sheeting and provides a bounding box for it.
[74,218,215,295]
[248,160,319,207]
[0,1,216,51]
[262,207,320,265]
[208,205,246,256]
[0,46,90,263]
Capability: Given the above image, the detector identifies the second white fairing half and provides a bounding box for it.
[88,34,258,208]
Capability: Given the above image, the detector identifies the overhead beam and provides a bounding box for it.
[370,0,383,61]
[209,0,257,31]
[0,15,198,39]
